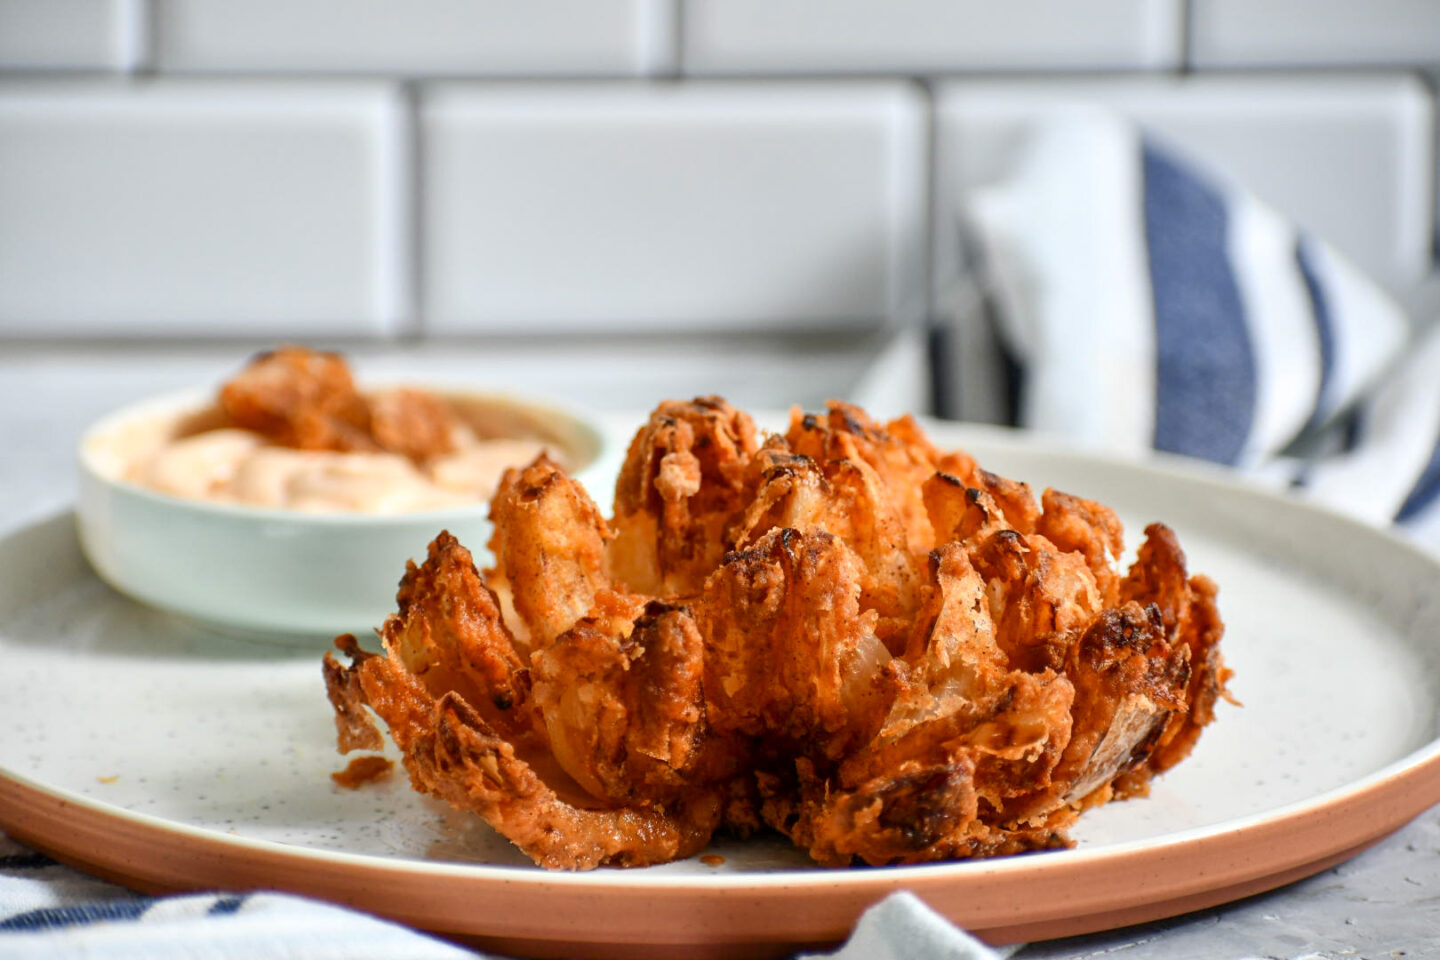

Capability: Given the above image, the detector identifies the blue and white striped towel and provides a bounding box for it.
[0,833,1003,960]
[0,834,473,960]
[966,107,1439,548]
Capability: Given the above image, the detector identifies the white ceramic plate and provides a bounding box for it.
[3,424,1440,958]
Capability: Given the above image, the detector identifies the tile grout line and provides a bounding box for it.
[635,0,683,79]
[394,79,425,342]
[1179,0,1195,75]
[916,75,949,418]
[668,0,685,78]
[117,0,156,76]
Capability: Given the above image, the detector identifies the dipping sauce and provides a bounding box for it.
[105,348,588,515]
[126,416,550,514]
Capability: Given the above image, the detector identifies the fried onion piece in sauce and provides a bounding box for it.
[219,345,373,451]
[217,346,464,463]
[368,387,462,463]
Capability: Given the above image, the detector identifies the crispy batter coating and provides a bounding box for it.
[1119,524,1230,780]
[698,528,894,763]
[610,397,761,597]
[785,403,940,554]
[531,600,735,805]
[331,754,394,789]
[325,397,1229,870]
[220,345,374,451]
[369,387,462,462]
[324,635,722,869]
[1038,488,1126,607]
[486,455,618,652]
[386,532,531,738]
[217,346,463,462]
[736,401,963,651]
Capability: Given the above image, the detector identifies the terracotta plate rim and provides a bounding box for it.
[4,745,1440,950]
[4,732,1438,886]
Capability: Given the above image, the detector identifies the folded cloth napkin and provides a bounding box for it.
[963,106,1440,553]
[1296,321,1440,541]
[801,891,1011,960]
[0,832,1004,960]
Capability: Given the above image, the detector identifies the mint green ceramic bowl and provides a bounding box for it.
[76,386,605,642]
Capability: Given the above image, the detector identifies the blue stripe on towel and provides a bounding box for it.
[1143,143,1256,465]
[0,853,57,870]
[208,895,248,916]
[1296,238,1337,432]
[1396,429,1440,524]
[0,900,151,931]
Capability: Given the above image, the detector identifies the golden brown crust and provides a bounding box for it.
[220,345,374,451]
[609,397,761,597]
[785,403,940,554]
[368,387,462,462]
[486,455,615,652]
[385,532,532,737]
[323,636,385,753]
[1037,488,1126,606]
[697,528,894,764]
[217,346,463,463]
[330,754,394,789]
[1120,525,1231,775]
[324,397,1229,870]
[530,601,738,804]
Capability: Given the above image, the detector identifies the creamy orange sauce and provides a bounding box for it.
[123,397,557,514]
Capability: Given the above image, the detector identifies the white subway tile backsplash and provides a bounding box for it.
[2,0,1437,351]
[421,82,926,335]
[0,80,406,337]
[682,0,1183,74]
[933,76,1434,293]
[155,0,674,77]
[0,0,134,71]
[1192,0,1440,68]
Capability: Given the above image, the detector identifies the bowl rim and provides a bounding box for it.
[77,383,606,526]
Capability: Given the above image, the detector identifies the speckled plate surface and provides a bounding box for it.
[3,426,1440,959]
